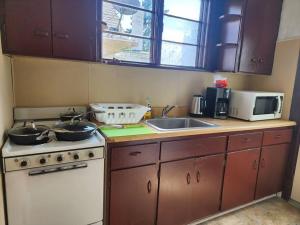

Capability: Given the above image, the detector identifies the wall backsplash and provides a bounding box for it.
[12,56,250,108]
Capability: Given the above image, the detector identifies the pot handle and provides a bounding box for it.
[23,121,37,129]
[36,130,49,141]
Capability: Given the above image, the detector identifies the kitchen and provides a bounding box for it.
[0,0,300,225]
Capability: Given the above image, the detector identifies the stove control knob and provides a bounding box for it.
[20,160,28,168]
[88,152,95,158]
[73,153,79,160]
[56,155,64,162]
[39,157,47,165]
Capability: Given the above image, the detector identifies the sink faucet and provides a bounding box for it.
[161,105,176,118]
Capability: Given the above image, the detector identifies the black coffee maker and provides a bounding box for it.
[205,87,231,119]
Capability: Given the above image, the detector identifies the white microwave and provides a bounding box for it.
[229,90,284,121]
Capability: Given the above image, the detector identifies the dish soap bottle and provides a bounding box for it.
[144,97,152,120]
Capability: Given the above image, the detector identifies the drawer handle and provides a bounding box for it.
[275,135,281,139]
[252,160,258,170]
[34,30,49,37]
[186,173,191,185]
[261,158,266,168]
[244,138,251,143]
[54,33,70,39]
[129,151,142,156]
[196,170,201,183]
[147,180,152,193]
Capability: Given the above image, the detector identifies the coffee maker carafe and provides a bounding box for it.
[205,87,231,119]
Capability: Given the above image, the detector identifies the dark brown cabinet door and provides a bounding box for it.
[222,148,260,210]
[51,0,98,61]
[239,0,282,74]
[255,144,289,199]
[4,0,52,56]
[110,165,158,225]
[192,154,224,220]
[238,0,261,73]
[255,0,282,74]
[157,159,194,225]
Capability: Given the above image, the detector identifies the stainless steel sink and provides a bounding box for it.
[145,117,218,131]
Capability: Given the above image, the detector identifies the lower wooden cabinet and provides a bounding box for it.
[109,165,158,225]
[108,127,293,225]
[157,158,194,225]
[255,144,290,199]
[192,155,225,220]
[222,148,260,210]
[157,155,224,225]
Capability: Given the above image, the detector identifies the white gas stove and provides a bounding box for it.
[2,107,105,225]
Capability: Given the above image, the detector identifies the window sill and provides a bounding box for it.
[101,60,209,72]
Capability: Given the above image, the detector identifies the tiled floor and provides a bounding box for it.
[202,198,300,225]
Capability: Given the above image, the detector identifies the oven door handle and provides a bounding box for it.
[28,163,88,176]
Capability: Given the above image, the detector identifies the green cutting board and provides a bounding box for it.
[99,125,156,137]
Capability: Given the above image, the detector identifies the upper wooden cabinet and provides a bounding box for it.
[52,0,98,60]
[3,0,52,56]
[2,0,98,61]
[217,0,283,75]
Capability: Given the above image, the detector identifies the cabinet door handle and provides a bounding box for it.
[54,33,70,39]
[261,158,266,168]
[252,160,258,170]
[34,30,49,37]
[129,151,141,156]
[196,170,201,183]
[251,58,257,63]
[258,58,264,63]
[186,173,191,185]
[147,180,151,193]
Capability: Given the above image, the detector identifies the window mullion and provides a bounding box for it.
[152,0,164,65]
[196,0,205,68]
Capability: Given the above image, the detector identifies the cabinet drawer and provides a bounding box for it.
[263,129,293,146]
[161,136,227,161]
[111,143,159,170]
[228,132,263,152]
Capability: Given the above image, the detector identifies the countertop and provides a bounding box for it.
[96,118,296,143]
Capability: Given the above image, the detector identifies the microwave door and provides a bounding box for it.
[253,97,278,116]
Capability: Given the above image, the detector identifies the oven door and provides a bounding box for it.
[251,95,283,120]
[5,159,104,225]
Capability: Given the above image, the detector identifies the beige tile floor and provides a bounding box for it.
[202,198,300,225]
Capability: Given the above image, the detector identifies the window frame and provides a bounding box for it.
[100,0,212,71]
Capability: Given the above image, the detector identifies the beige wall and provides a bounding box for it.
[278,0,300,41]
[0,34,14,225]
[12,56,250,108]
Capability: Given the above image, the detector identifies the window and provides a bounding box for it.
[102,0,154,63]
[101,0,211,69]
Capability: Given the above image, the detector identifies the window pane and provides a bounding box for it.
[103,2,152,38]
[102,33,151,63]
[161,42,197,67]
[109,0,152,10]
[164,0,201,21]
[162,16,199,44]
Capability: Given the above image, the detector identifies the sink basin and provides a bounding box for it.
[145,117,218,131]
